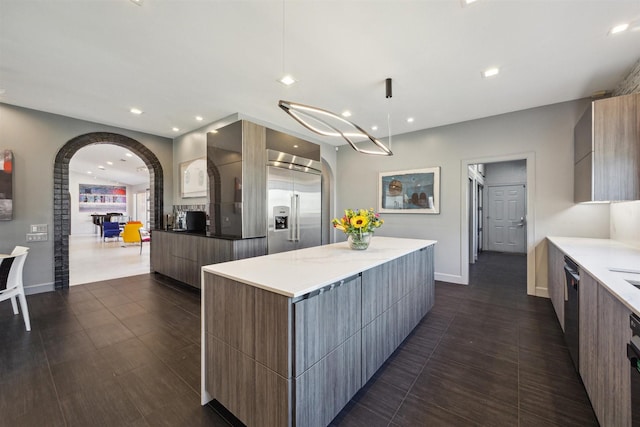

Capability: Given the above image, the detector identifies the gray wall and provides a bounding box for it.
[336,99,611,294]
[0,102,173,289]
[484,160,526,185]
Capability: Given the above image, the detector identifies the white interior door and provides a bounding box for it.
[487,185,526,253]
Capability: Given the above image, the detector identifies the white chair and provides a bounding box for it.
[0,246,31,331]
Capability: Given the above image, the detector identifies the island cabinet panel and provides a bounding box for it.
[579,270,599,410]
[255,363,290,427]
[151,230,266,289]
[362,245,435,383]
[547,241,565,330]
[597,285,632,427]
[295,333,362,427]
[293,275,361,376]
[255,288,292,378]
[204,274,255,357]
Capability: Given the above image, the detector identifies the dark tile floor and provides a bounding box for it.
[332,251,599,427]
[0,252,598,426]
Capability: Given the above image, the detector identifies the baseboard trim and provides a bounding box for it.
[535,286,550,298]
[435,273,467,285]
[24,282,55,295]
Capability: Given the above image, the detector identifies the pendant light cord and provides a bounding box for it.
[281,0,286,75]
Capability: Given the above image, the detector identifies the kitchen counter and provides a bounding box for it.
[202,236,437,298]
[547,236,640,316]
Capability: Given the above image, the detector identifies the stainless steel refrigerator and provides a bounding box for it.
[267,151,322,254]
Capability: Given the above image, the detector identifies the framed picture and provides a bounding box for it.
[180,157,207,198]
[0,150,13,220]
[378,167,440,214]
[78,184,126,212]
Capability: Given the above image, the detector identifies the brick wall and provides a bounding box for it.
[613,58,640,96]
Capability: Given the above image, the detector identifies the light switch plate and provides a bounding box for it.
[30,224,48,233]
[26,233,48,242]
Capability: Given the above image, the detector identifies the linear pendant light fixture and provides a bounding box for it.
[278,79,394,156]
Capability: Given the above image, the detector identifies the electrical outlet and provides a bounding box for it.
[26,233,48,242]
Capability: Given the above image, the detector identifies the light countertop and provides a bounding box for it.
[547,236,640,316]
[202,236,437,298]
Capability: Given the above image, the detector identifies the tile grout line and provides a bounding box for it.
[386,307,459,426]
[39,329,68,427]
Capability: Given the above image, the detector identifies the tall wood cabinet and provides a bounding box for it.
[574,93,640,202]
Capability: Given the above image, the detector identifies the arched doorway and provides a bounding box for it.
[53,132,164,289]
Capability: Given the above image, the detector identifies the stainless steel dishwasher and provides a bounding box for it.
[627,313,640,427]
[564,255,580,372]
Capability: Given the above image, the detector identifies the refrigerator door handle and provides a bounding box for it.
[289,195,296,242]
[295,194,301,242]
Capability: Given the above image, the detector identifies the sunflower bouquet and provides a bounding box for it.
[332,208,384,235]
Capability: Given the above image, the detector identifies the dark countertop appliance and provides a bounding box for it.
[185,211,206,233]
[564,255,580,372]
[628,313,640,427]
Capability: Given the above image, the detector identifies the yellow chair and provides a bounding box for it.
[121,222,143,244]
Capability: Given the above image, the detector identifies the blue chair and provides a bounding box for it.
[103,221,120,241]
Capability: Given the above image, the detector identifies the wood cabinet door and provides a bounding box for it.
[597,285,633,427]
[593,93,640,201]
[579,271,599,410]
[295,333,361,427]
[293,275,361,376]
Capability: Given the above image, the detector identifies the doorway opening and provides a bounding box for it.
[54,132,164,290]
[462,154,535,295]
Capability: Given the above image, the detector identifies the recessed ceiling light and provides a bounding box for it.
[279,75,296,86]
[126,153,133,157]
[210,130,218,134]
[407,117,415,123]
[461,0,477,6]
[130,0,143,5]
[482,67,500,78]
[87,171,92,174]
[106,161,113,165]
[172,127,180,132]
[610,23,629,34]
[98,165,105,170]
[195,116,203,121]
[371,125,378,131]
[342,111,352,118]
[130,108,143,115]
[293,144,299,148]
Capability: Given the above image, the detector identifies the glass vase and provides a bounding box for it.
[347,232,372,250]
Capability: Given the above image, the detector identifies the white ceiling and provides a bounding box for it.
[69,144,149,186]
[1,0,639,148]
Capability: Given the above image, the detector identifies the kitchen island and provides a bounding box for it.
[201,236,436,427]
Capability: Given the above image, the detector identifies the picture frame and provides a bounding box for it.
[0,149,13,221]
[378,167,440,214]
[180,157,207,198]
[78,184,126,212]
